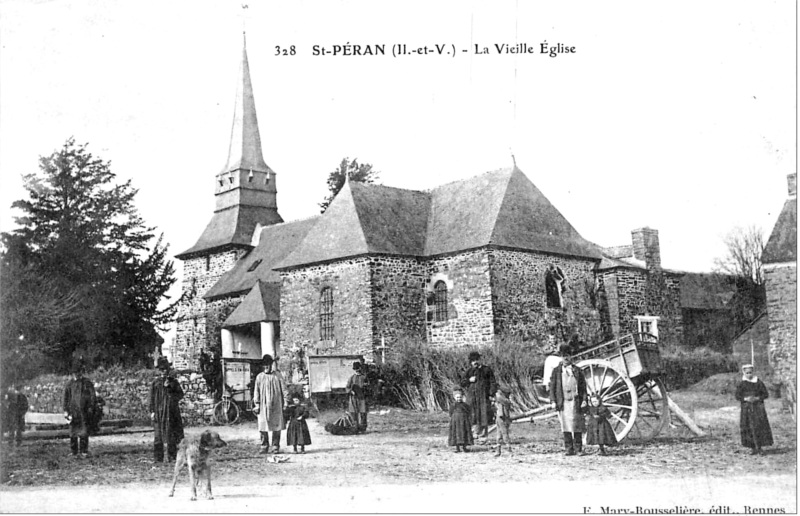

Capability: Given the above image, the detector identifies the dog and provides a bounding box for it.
[168,430,227,501]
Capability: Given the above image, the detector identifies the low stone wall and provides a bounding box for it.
[18,368,216,427]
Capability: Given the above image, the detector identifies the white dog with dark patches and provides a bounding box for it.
[168,430,227,500]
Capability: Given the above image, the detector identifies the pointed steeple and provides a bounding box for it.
[176,32,282,259]
[221,33,270,175]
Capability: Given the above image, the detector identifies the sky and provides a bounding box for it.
[0,0,795,306]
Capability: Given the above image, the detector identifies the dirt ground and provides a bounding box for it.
[0,390,796,513]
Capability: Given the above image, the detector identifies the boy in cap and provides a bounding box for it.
[493,385,513,456]
[460,351,497,442]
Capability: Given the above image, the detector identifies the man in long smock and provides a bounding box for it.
[549,346,587,456]
[253,354,287,454]
[150,357,184,462]
[460,351,497,442]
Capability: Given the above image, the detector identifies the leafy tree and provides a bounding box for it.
[319,157,380,213]
[713,225,767,331]
[0,138,177,378]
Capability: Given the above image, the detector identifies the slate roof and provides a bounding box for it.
[276,167,600,270]
[276,181,430,269]
[680,273,736,310]
[762,198,797,264]
[176,205,285,259]
[222,281,280,326]
[204,216,318,299]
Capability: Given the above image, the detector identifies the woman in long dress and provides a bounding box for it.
[734,364,773,455]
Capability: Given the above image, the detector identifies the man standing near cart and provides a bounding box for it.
[253,354,287,454]
[549,345,587,456]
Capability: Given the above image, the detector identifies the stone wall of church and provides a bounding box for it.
[173,249,243,370]
[765,263,797,391]
[370,256,427,350]
[489,249,602,347]
[280,257,373,356]
[424,249,495,347]
[601,267,683,347]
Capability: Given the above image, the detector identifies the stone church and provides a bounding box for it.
[171,38,730,371]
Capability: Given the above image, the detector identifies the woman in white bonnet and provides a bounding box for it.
[734,364,773,455]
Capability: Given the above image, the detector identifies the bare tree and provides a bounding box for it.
[713,225,766,285]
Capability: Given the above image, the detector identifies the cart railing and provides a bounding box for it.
[573,332,662,380]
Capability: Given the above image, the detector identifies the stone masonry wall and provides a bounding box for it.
[174,250,243,370]
[424,250,495,347]
[19,369,216,427]
[371,256,427,352]
[280,257,373,356]
[604,267,683,347]
[489,249,603,348]
[765,264,797,389]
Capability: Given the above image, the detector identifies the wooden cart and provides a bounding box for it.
[524,333,669,442]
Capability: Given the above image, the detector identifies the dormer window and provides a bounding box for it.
[247,259,263,272]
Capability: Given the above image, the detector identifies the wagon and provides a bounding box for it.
[523,332,670,442]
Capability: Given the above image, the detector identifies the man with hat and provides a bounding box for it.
[549,345,587,456]
[253,354,287,454]
[346,361,368,433]
[460,351,497,442]
[150,356,184,462]
[63,357,97,458]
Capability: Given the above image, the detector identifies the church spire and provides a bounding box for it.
[220,32,270,175]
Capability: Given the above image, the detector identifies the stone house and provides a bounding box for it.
[171,38,738,371]
[762,172,797,399]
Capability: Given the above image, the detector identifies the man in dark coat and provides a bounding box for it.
[549,346,587,455]
[734,364,774,455]
[150,357,184,462]
[5,385,28,447]
[63,359,97,458]
[460,351,497,441]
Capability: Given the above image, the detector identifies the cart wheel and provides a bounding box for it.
[626,378,669,441]
[212,399,240,425]
[577,359,638,442]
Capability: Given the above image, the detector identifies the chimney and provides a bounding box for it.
[631,227,661,269]
[788,173,797,198]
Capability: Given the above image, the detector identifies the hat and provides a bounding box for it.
[262,354,274,365]
[741,364,754,371]
[468,351,481,362]
[71,356,87,375]
[156,357,172,371]
[353,362,362,371]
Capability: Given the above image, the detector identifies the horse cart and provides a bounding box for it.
[518,333,670,442]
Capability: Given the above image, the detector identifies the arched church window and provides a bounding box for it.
[320,287,334,341]
[434,281,448,322]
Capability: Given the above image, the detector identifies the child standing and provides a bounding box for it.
[285,395,312,454]
[585,394,617,455]
[493,386,513,456]
[448,389,473,453]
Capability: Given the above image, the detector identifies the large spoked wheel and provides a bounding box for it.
[626,378,669,441]
[577,359,638,442]
[212,398,240,425]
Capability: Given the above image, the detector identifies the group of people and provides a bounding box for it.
[7,342,775,462]
[447,345,775,458]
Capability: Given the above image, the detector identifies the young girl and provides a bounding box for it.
[585,394,617,455]
[448,389,473,453]
[285,395,312,454]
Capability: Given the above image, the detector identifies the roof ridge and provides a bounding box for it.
[349,180,430,197]
[423,167,515,193]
